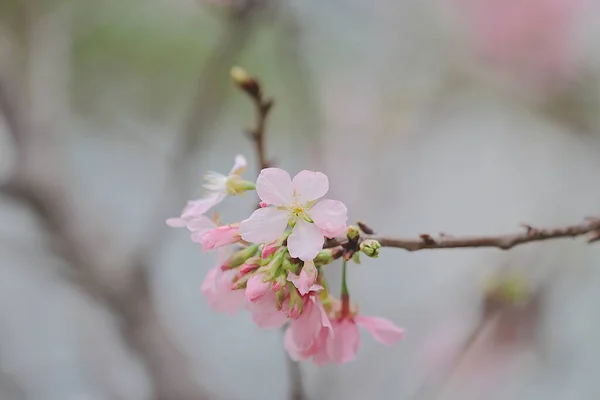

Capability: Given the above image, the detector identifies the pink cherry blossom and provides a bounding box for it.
[326,314,405,364]
[287,260,318,295]
[166,155,249,227]
[201,266,245,316]
[239,168,348,261]
[261,241,279,258]
[245,290,288,329]
[245,272,271,303]
[198,224,240,251]
[285,293,332,354]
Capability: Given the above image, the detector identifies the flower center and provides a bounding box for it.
[290,204,305,218]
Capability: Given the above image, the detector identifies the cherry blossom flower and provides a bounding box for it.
[239,168,348,261]
[287,260,318,295]
[201,249,245,316]
[198,224,241,251]
[245,272,271,302]
[245,290,289,329]
[284,298,405,365]
[166,155,251,227]
[284,292,332,354]
[325,315,404,364]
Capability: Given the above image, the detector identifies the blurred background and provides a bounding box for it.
[2,0,600,399]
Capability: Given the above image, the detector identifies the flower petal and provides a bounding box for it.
[292,170,329,203]
[326,319,361,365]
[239,207,288,244]
[287,219,324,261]
[245,273,271,302]
[229,154,248,176]
[247,291,288,329]
[256,168,293,206]
[309,199,348,238]
[355,315,405,346]
[181,192,224,219]
[166,218,187,228]
[186,215,217,233]
[287,260,318,295]
[200,225,240,251]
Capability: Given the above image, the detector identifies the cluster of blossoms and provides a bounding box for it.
[167,155,404,364]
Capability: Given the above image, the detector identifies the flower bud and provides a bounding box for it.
[314,248,342,266]
[231,273,250,290]
[359,239,381,258]
[275,288,287,310]
[230,66,261,100]
[225,244,260,269]
[282,256,300,274]
[271,274,287,292]
[239,257,260,275]
[288,285,304,317]
[225,175,256,195]
[346,225,360,240]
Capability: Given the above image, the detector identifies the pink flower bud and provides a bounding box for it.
[245,273,271,303]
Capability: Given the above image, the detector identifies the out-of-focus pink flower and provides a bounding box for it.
[327,314,404,364]
[450,0,582,89]
[245,272,271,303]
[166,155,250,227]
[201,266,245,316]
[287,260,318,295]
[246,291,289,329]
[239,168,348,261]
[285,302,405,365]
[198,224,240,251]
[285,293,332,354]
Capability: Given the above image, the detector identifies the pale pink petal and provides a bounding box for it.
[288,299,323,351]
[247,291,288,329]
[287,260,318,295]
[256,168,293,206]
[284,327,304,361]
[284,325,331,363]
[355,315,405,346]
[166,218,187,228]
[199,225,240,251]
[287,219,324,261]
[181,193,225,219]
[201,268,244,316]
[311,327,333,365]
[245,273,271,302]
[309,199,348,238]
[326,319,361,365]
[229,154,248,176]
[239,207,288,244]
[292,170,329,204]
[187,216,217,233]
[200,267,219,294]
[261,241,279,258]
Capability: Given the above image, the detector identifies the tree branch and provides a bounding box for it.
[324,217,600,253]
[234,67,306,400]
[0,1,267,399]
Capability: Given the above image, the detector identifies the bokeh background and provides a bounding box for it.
[2,0,600,399]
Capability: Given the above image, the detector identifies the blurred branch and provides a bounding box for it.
[0,1,269,399]
[325,218,600,253]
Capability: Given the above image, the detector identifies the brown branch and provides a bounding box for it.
[234,67,306,400]
[325,217,600,253]
[232,67,274,170]
[0,2,267,399]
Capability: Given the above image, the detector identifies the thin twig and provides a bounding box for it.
[233,67,274,170]
[325,217,600,253]
[235,67,306,400]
